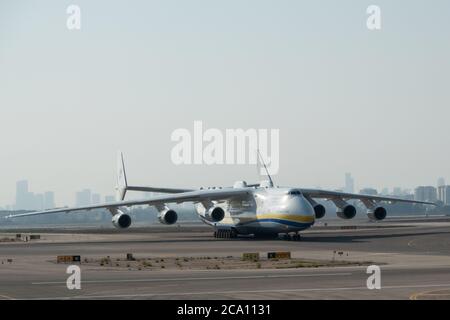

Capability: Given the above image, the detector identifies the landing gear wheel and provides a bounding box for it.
[214,229,238,239]
[292,234,301,241]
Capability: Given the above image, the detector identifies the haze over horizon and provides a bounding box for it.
[1,0,449,207]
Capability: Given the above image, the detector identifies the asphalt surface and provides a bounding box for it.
[1,221,450,300]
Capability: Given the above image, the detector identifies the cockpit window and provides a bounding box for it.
[288,190,301,195]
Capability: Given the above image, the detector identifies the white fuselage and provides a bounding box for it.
[196,187,315,235]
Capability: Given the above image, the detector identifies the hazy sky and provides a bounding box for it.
[1,0,449,206]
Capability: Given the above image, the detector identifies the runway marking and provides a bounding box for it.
[33,283,450,300]
[0,294,15,300]
[31,272,352,285]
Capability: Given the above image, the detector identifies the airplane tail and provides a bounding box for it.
[116,151,128,201]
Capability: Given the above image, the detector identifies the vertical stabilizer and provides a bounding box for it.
[116,151,128,201]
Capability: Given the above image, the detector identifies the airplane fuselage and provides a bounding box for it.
[196,187,315,236]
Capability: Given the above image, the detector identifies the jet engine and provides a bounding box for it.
[336,204,357,219]
[204,206,225,222]
[367,206,387,221]
[313,204,326,219]
[111,210,132,229]
[304,197,326,219]
[158,208,178,225]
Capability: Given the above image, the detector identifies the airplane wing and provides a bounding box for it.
[125,183,260,193]
[125,186,193,194]
[125,185,260,194]
[299,188,436,206]
[5,188,251,219]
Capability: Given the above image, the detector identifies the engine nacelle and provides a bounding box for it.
[367,206,387,221]
[158,208,178,225]
[336,205,356,219]
[111,211,132,229]
[204,206,225,222]
[313,204,326,219]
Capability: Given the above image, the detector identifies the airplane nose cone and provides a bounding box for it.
[285,195,315,224]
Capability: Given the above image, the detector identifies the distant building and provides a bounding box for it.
[75,189,92,207]
[91,193,101,205]
[437,177,446,188]
[16,180,29,210]
[438,186,445,203]
[105,195,115,203]
[14,180,55,210]
[15,180,38,210]
[380,188,389,195]
[34,193,44,211]
[344,173,354,194]
[44,191,55,209]
[445,188,450,205]
[359,188,378,196]
[437,185,450,205]
[414,186,437,203]
[401,194,415,201]
[393,187,402,196]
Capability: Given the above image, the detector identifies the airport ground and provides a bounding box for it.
[1,217,450,300]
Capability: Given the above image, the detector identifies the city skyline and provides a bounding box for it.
[2,179,115,211]
[3,173,449,210]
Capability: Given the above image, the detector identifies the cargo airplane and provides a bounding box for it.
[5,152,435,240]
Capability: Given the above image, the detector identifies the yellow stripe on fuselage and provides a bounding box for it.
[256,213,315,224]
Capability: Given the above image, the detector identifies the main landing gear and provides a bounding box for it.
[214,229,238,239]
[281,233,302,241]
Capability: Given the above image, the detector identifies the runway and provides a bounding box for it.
[1,220,450,300]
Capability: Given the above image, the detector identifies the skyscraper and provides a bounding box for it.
[15,180,27,209]
[34,193,44,211]
[437,177,446,187]
[437,185,450,205]
[414,186,437,203]
[444,187,450,205]
[44,191,55,209]
[15,180,35,210]
[105,195,115,203]
[344,173,354,193]
[91,193,101,205]
[75,189,92,207]
[393,187,402,196]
